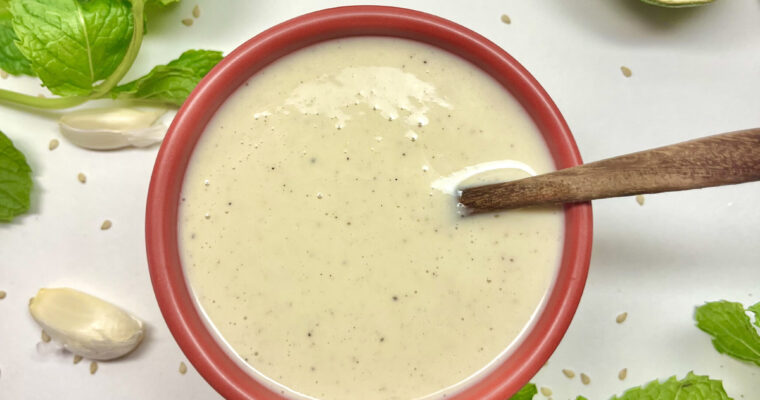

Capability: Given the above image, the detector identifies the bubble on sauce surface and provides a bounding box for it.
[284,66,451,129]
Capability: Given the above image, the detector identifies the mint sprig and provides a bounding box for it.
[10,0,134,96]
[695,300,760,366]
[0,130,32,221]
[111,49,223,106]
[0,0,221,109]
[611,371,732,400]
[509,383,537,400]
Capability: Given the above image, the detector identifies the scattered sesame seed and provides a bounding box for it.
[73,355,83,364]
[0,69,8,79]
[101,220,112,230]
[77,173,87,183]
[179,361,188,374]
[619,368,628,381]
[616,312,628,324]
[621,66,632,78]
[500,14,511,24]
[636,195,645,206]
[49,139,59,151]
[540,386,552,397]
[182,18,194,26]
[192,4,200,18]
[90,361,98,375]
[581,373,591,385]
[41,330,51,343]
[562,368,575,378]
[0,290,6,300]
[37,93,46,98]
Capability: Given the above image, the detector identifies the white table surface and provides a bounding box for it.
[1,1,759,399]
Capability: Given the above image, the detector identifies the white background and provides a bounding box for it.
[1,1,759,399]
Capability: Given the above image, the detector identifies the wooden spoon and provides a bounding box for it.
[459,128,760,214]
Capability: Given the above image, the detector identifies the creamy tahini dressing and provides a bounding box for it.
[179,38,563,400]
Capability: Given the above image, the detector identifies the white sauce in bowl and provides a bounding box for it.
[179,37,563,400]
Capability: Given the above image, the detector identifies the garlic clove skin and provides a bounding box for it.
[29,288,145,360]
[59,107,174,150]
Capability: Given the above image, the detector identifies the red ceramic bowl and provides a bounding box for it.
[147,5,592,400]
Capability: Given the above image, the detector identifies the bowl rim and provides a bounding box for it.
[146,5,593,400]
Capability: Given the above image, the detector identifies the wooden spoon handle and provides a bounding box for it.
[459,128,760,213]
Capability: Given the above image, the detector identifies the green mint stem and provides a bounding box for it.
[0,0,145,110]
[0,88,88,109]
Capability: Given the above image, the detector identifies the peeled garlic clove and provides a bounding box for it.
[29,288,145,360]
[59,107,174,150]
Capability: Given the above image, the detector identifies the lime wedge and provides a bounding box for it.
[641,0,714,7]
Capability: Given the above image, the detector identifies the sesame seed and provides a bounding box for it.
[621,66,632,78]
[500,14,511,24]
[90,361,98,375]
[540,386,552,396]
[619,368,628,380]
[0,69,8,79]
[182,18,193,26]
[101,220,112,230]
[562,368,575,378]
[581,373,591,385]
[616,312,628,324]
[41,330,51,343]
[49,139,59,151]
[192,4,200,18]
[0,290,5,299]
[74,355,83,364]
[78,173,86,183]
[179,361,188,374]
[636,195,645,206]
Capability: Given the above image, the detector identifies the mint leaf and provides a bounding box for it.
[10,0,134,96]
[0,13,34,76]
[575,397,588,400]
[111,49,222,106]
[509,383,537,400]
[695,301,760,366]
[749,301,760,330]
[611,372,732,400]
[0,130,32,222]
